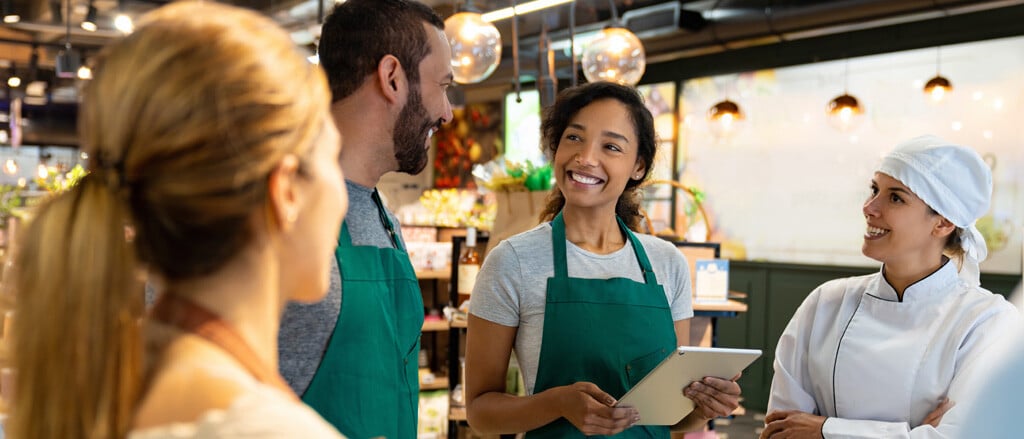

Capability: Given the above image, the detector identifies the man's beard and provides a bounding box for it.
[393,85,437,175]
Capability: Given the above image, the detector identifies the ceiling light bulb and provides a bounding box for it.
[82,5,98,32]
[37,163,48,179]
[2,0,18,24]
[77,66,92,80]
[7,76,19,88]
[444,12,502,84]
[114,14,133,34]
[3,158,17,175]
[707,100,745,139]
[923,75,952,103]
[582,26,646,86]
[826,93,865,132]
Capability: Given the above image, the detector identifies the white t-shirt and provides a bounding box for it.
[470,223,693,394]
[129,374,344,439]
[768,261,1020,438]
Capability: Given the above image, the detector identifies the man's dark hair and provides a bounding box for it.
[319,0,444,102]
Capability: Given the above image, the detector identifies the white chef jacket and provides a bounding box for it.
[768,261,1020,438]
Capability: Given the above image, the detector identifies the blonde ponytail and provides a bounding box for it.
[8,2,329,436]
[10,175,143,438]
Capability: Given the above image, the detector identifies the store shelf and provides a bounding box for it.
[421,376,449,391]
[422,319,449,332]
[692,299,748,313]
[416,269,450,280]
[449,406,466,421]
[449,319,467,329]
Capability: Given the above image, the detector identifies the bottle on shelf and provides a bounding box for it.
[456,227,480,301]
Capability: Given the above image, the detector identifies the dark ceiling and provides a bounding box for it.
[1,1,1023,90]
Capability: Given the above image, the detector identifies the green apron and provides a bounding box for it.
[527,213,677,439]
[302,191,423,439]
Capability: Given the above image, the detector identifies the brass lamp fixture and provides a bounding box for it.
[923,48,952,103]
[826,59,864,132]
[826,94,863,129]
[581,0,645,86]
[707,99,744,138]
[445,1,502,84]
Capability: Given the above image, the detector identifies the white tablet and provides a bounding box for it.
[615,346,762,425]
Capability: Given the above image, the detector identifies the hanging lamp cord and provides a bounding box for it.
[569,0,576,87]
[511,0,521,102]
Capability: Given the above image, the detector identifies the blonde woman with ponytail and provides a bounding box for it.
[9,3,347,438]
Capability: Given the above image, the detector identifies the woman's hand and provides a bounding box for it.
[558,382,639,436]
[760,410,825,439]
[922,398,955,428]
[684,374,742,419]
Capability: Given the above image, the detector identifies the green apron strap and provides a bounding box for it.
[618,216,658,285]
[551,212,569,278]
[338,221,353,247]
[372,188,404,252]
[552,212,656,284]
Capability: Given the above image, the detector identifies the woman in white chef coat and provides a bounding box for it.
[762,135,1020,439]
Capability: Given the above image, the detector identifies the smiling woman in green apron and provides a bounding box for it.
[464,82,742,438]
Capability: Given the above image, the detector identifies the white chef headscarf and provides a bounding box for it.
[877,135,992,286]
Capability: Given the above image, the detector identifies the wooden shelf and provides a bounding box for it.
[449,406,466,421]
[693,299,748,313]
[416,269,450,280]
[449,319,467,329]
[420,376,449,391]
[422,319,449,332]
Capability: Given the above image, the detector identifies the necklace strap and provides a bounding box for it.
[150,294,297,400]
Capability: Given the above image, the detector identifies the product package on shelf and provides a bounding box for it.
[406,242,452,273]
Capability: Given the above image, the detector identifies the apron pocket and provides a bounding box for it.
[626,347,670,388]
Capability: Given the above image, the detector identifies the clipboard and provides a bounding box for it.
[615,346,762,425]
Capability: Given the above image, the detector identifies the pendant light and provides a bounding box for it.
[923,47,952,103]
[81,0,98,32]
[707,99,744,139]
[2,0,19,23]
[581,0,645,86]
[6,64,19,88]
[826,59,864,132]
[114,0,133,34]
[445,1,502,84]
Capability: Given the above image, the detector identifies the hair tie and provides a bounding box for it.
[92,152,127,191]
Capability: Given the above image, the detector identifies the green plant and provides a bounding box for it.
[35,164,88,195]
[0,184,23,224]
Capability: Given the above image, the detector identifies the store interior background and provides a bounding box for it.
[0,1,1021,438]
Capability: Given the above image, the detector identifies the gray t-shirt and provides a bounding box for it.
[469,222,693,394]
[278,180,403,396]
